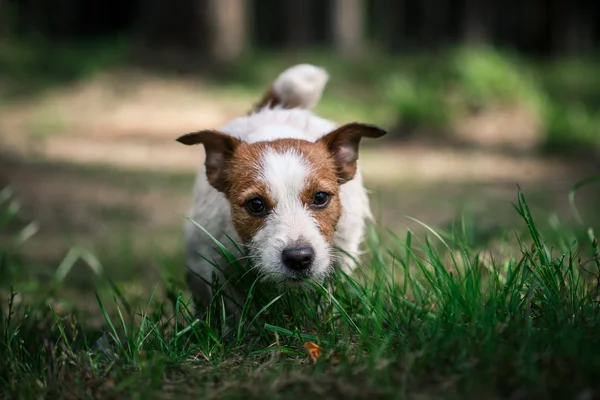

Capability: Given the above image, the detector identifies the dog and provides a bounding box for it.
[177,64,386,314]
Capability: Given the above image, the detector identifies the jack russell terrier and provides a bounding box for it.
[177,64,386,313]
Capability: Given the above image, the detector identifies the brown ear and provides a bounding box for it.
[318,123,387,183]
[176,130,241,193]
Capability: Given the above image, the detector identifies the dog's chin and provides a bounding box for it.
[281,264,333,286]
[257,264,331,286]
[269,271,315,286]
[280,276,305,286]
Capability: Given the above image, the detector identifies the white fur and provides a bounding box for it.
[249,149,330,282]
[271,64,329,109]
[222,108,337,143]
[183,64,372,311]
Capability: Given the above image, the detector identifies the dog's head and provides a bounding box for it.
[177,123,386,282]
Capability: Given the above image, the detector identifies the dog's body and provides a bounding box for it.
[178,64,386,311]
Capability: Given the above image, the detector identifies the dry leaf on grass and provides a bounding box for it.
[303,341,321,362]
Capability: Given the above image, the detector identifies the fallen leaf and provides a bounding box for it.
[303,341,321,362]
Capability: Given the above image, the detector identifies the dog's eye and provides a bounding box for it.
[312,192,331,208]
[245,198,268,216]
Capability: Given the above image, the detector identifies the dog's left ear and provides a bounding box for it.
[176,130,241,194]
[318,123,387,184]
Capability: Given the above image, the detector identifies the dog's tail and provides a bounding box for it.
[250,64,329,113]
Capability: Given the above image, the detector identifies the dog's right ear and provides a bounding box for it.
[177,130,241,193]
[318,123,387,184]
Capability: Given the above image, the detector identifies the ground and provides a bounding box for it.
[1,62,600,399]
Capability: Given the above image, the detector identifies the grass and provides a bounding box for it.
[538,60,600,153]
[0,38,130,103]
[2,177,600,399]
[385,46,544,133]
[385,46,600,150]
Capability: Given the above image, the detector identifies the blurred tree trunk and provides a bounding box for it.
[554,0,594,55]
[133,0,203,58]
[520,0,545,54]
[54,0,78,38]
[332,0,365,58]
[285,0,311,49]
[205,0,248,66]
[421,0,448,48]
[0,0,6,37]
[463,0,490,45]
[374,0,406,53]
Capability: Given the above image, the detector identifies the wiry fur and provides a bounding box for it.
[181,64,380,312]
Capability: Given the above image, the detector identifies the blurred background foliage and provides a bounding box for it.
[0,0,598,152]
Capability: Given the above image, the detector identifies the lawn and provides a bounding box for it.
[1,40,600,399]
[2,178,600,399]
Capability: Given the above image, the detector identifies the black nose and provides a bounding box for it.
[281,246,315,271]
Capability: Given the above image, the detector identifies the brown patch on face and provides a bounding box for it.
[290,142,342,244]
[225,142,273,243]
[259,140,342,244]
[224,139,343,244]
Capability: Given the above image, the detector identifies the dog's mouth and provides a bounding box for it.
[282,273,306,282]
[279,271,313,285]
[284,276,303,284]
